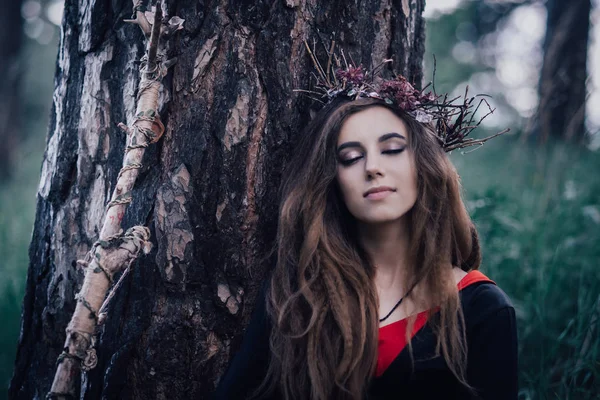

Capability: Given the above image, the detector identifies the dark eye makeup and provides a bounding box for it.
[338,147,406,166]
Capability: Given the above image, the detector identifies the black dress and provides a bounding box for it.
[213,271,518,400]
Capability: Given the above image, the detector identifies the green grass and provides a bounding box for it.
[453,136,600,399]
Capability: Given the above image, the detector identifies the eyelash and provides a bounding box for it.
[339,148,405,166]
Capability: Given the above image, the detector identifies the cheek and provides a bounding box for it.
[409,174,418,202]
[335,170,350,197]
[335,169,358,203]
[396,158,418,199]
[407,164,418,201]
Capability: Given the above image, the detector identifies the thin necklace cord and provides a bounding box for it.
[379,280,420,322]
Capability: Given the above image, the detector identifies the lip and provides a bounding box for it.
[363,186,396,198]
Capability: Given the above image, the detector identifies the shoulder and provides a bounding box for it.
[461,282,519,398]
[460,281,515,329]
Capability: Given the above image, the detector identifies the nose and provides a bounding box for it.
[365,154,384,180]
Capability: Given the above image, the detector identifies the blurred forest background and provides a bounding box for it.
[1,0,599,398]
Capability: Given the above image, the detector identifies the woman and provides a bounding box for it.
[213,84,517,399]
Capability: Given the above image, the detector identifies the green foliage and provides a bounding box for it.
[0,25,58,398]
[424,4,481,92]
[0,137,44,396]
[453,138,600,399]
[427,6,600,394]
[0,285,22,398]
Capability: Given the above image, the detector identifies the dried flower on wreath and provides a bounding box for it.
[296,40,509,152]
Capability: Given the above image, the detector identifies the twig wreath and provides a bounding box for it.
[296,40,509,152]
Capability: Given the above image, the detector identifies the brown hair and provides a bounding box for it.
[257,97,481,399]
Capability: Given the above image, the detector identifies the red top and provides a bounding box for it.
[375,270,494,377]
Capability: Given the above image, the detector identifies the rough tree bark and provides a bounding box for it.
[0,0,23,179]
[532,0,590,143]
[10,0,425,398]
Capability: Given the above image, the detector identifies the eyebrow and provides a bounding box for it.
[336,132,406,152]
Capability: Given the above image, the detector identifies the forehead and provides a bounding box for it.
[337,106,409,144]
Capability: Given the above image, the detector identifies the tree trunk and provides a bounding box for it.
[9,0,425,398]
[0,0,23,179]
[532,0,590,143]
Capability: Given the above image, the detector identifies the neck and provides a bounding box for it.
[357,216,411,291]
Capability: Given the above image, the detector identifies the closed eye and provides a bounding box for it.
[382,148,405,155]
[339,148,405,166]
[338,156,359,166]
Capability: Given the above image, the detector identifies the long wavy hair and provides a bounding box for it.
[256,97,481,399]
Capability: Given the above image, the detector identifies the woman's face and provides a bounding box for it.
[335,106,418,224]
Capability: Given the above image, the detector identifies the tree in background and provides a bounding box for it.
[533,0,591,143]
[426,0,594,144]
[9,0,426,398]
[0,0,23,180]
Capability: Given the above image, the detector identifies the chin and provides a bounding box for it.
[354,209,411,225]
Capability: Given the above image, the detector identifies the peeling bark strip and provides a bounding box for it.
[155,164,194,288]
[47,3,183,399]
[11,1,426,398]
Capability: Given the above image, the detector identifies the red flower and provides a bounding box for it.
[379,76,422,111]
[378,76,436,111]
[420,91,436,103]
[336,66,365,85]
